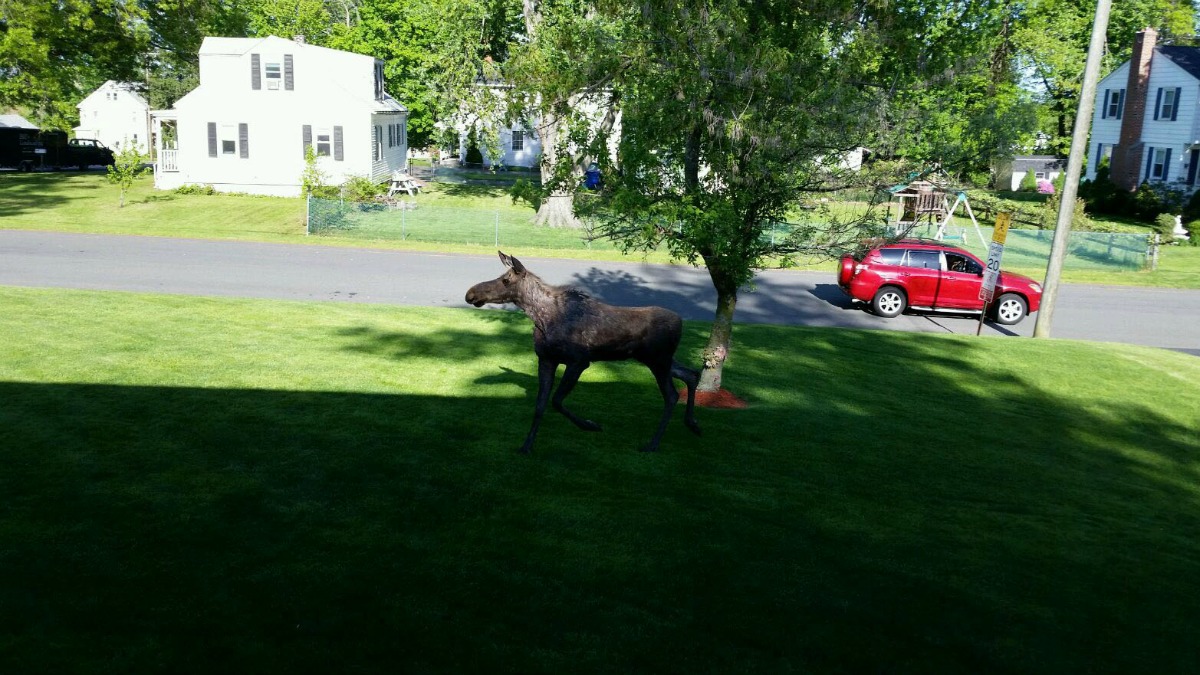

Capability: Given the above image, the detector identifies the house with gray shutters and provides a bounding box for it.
[151,35,408,197]
[1086,27,1200,192]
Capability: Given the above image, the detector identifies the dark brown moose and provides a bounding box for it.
[465,252,702,453]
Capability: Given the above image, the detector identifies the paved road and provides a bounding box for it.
[2,230,1198,355]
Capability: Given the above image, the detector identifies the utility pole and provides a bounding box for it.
[1033,0,1113,338]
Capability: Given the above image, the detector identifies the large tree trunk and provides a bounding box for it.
[534,192,579,228]
[699,283,736,392]
[533,114,582,228]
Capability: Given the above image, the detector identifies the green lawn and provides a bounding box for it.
[2,286,1198,674]
[4,171,1199,283]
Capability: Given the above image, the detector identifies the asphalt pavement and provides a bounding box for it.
[2,230,1197,355]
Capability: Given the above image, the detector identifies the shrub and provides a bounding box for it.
[175,184,216,195]
[1154,213,1178,243]
[340,175,385,202]
[1039,193,1094,231]
[1018,170,1038,192]
[1036,179,1055,194]
[1185,221,1200,245]
[300,146,327,197]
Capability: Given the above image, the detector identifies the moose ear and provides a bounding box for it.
[498,251,511,267]
[509,255,526,274]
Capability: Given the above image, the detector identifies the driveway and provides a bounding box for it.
[1,230,1197,355]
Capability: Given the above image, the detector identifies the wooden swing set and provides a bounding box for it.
[887,180,986,245]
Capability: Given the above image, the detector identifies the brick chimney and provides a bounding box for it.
[1111,27,1157,191]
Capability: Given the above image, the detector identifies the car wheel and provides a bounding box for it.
[993,293,1028,325]
[872,286,906,318]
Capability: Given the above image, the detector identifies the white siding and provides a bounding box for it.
[1086,63,1129,181]
[1137,53,1195,185]
[160,35,406,196]
[74,81,151,153]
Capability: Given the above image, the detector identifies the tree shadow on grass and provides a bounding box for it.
[1,326,1198,674]
[0,172,102,218]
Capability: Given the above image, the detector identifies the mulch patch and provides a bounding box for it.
[684,388,749,409]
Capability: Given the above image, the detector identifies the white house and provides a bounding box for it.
[74,81,151,153]
[995,155,1066,191]
[152,35,408,197]
[1086,27,1200,192]
[443,82,542,169]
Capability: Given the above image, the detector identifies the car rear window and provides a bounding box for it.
[876,248,904,265]
[905,250,941,269]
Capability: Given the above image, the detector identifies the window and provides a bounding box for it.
[1102,89,1125,119]
[1149,147,1170,180]
[904,250,941,270]
[220,124,237,155]
[945,253,982,275]
[374,125,382,160]
[315,128,332,157]
[1034,172,1047,179]
[1095,143,1115,170]
[265,61,282,89]
[1156,87,1182,121]
[512,129,524,152]
[877,249,904,265]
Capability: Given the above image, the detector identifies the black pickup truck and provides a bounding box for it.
[0,128,115,171]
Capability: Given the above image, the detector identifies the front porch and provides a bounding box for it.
[150,109,184,190]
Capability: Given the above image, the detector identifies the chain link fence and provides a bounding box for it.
[905,223,1151,271]
[308,196,1152,271]
[306,197,618,251]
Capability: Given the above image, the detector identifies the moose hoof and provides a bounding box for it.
[517,445,532,455]
[638,443,660,453]
[579,420,602,432]
[686,420,702,436]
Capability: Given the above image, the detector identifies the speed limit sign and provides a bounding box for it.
[979,213,1010,302]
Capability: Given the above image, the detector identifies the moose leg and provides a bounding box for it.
[671,360,702,436]
[641,364,681,453]
[552,361,602,432]
[520,358,558,454]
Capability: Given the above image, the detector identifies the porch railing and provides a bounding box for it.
[159,149,178,172]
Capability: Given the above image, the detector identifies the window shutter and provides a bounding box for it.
[1117,90,1125,119]
[251,54,261,90]
[1154,88,1163,120]
[1164,148,1172,180]
[284,54,294,91]
[1146,147,1155,180]
[208,122,218,157]
[302,124,312,158]
[334,126,344,161]
[1101,90,1110,119]
[1172,87,1182,121]
[239,123,249,159]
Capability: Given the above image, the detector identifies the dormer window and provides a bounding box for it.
[265,62,282,89]
[374,61,385,101]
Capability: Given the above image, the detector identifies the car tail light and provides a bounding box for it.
[854,264,868,275]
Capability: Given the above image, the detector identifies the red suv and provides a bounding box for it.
[837,240,1042,325]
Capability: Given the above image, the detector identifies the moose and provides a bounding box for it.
[465,252,702,453]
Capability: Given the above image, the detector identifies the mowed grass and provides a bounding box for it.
[2,286,1198,674]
